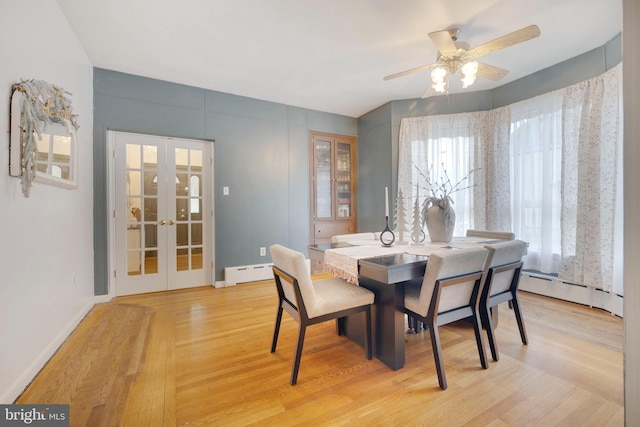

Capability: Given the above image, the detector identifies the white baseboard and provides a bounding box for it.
[1,300,96,403]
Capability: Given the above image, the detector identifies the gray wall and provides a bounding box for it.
[93,68,356,293]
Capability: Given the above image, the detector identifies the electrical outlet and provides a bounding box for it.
[260,247,266,256]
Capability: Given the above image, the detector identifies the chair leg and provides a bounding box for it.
[471,311,489,369]
[511,294,529,345]
[427,320,447,390]
[290,324,306,385]
[364,306,372,360]
[407,315,416,333]
[271,305,283,353]
[484,305,499,361]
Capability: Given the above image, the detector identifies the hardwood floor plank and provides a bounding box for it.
[16,281,623,426]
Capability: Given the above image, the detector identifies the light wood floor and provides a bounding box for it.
[17,278,623,426]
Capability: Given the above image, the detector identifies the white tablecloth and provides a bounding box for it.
[322,236,504,285]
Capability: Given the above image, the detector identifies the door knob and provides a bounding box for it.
[169,220,175,225]
[159,220,166,225]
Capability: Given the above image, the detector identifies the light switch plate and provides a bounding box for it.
[223,186,229,195]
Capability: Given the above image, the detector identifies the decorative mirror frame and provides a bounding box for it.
[9,80,79,197]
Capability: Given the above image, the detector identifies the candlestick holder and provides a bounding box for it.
[380,216,396,246]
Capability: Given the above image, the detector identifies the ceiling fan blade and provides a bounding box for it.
[383,63,437,81]
[466,25,541,58]
[476,62,509,80]
[428,29,459,56]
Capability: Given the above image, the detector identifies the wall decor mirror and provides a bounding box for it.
[9,80,78,197]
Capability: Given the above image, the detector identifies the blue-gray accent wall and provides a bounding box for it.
[93,68,356,294]
[93,33,621,296]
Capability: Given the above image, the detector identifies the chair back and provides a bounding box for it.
[269,245,316,312]
[483,240,527,296]
[466,229,515,241]
[418,247,489,315]
[331,232,376,243]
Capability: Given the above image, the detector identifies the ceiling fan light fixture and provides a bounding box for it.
[431,67,448,83]
[461,60,478,88]
[433,80,447,93]
[461,74,476,88]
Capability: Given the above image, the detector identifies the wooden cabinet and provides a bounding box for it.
[310,131,357,269]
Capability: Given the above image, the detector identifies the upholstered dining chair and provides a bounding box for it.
[480,240,528,361]
[466,229,515,240]
[269,244,375,385]
[404,246,489,390]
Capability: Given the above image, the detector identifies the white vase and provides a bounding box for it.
[423,198,456,243]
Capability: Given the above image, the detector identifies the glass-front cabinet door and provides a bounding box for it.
[310,131,357,251]
[335,141,353,219]
[313,137,332,219]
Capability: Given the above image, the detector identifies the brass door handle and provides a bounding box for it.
[169,220,175,225]
[159,220,166,225]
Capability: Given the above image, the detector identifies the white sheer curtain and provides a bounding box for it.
[509,93,564,273]
[397,64,623,298]
[398,112,488,239]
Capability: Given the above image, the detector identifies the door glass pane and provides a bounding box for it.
[192,247,203,270]
[127,251,141,276]
[145,250,158,274]
[176,223,188,246]
[144,197,158,222]
[176,173,188,196]
[127,171,141,195]
[126,144,141,169]
[191,150,202,168]
[190,175,202,197]
[127,198,142,224]
[315,139,332,218]
[176,148,188,167]
[127,228,141,276]
[143,145,157,166]
[190,199,202,220]
[336,142,352,218]
[144,172,157,196]
[191,224,202,245]
[145,224,158,248]
[177,248,189,271]
[176,198,188,220]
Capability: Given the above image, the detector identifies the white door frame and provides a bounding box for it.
[106,130,215,298]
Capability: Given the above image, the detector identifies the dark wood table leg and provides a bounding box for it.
[342,277,419,370]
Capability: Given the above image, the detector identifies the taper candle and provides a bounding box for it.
[385,187,389,217]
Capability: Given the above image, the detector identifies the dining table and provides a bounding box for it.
[308,237,503,371]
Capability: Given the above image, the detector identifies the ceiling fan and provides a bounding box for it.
[384,25,541,98]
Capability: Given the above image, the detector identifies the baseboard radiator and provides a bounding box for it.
[224,263,274,286]
[223,259,312,287]
[520,271,623,317]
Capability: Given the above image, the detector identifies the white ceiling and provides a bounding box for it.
[56,0,622,118]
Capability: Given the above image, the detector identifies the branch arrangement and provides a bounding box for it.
[412,162,479,225]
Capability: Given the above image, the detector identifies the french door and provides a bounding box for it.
[112,131,212,296]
